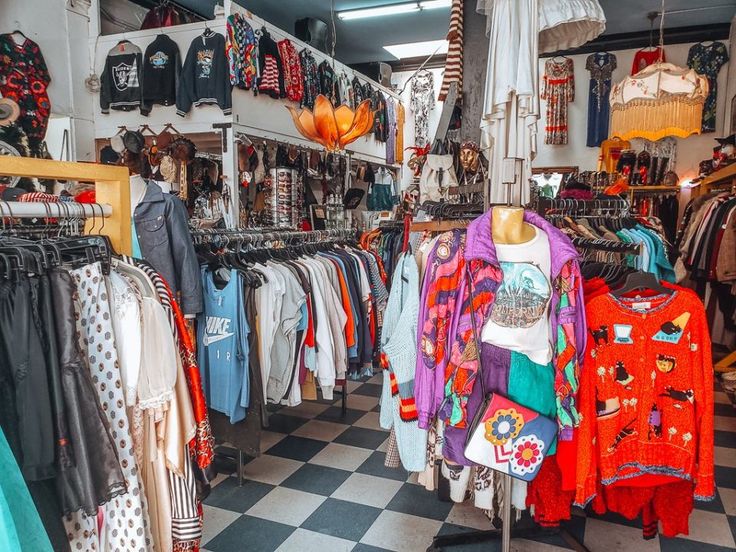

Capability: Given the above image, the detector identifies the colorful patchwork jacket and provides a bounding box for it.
[414,210,587,441]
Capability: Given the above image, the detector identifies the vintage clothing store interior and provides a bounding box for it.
[3,0,736,551]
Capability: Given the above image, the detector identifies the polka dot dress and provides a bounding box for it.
[63,264,152,552]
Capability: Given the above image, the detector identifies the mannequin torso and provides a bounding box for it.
[491,206,536,244]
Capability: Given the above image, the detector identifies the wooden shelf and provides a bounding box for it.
[698,162,736,190]
[629,186,680,192]
[410,220,470,232]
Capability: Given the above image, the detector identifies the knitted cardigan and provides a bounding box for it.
[380,253,428,472]
[575,289,714,505]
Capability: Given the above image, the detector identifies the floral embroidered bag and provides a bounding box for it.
[462,266,557,481]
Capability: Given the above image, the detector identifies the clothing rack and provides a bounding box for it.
[0,201,112,219]
[0,157,131,253]
[537,196,631,218]
[193,226,360,485]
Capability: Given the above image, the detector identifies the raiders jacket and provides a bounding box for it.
[100,41,148,115]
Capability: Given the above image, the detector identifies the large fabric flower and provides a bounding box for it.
[286,95,373,151]
[510,435,544,476]
[484,408,524,446]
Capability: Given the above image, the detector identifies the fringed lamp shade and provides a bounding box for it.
[287,95,374,152]
[609,63,709,142]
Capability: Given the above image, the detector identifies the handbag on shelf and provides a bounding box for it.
[461,266,558,482]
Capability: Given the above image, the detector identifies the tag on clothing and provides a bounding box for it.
[632,301,651,311]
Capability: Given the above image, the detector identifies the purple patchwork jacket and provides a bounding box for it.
[414,210,587,447]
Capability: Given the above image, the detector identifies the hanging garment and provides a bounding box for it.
[100,40,147,115]
[372,91,387,142]
[318,60,337,104]
[198,269,250,423]
[419,154,457,203]
[410,70,435,147]
[63,263,152,552]
[0,34,51,149]
[142,34,181,112]
[176,32,232,116]
[541,57,575,145]
[226,13,258,90]
[277,39,303,103]
[257,30,284,99]
[479,0,540,205]
[439,0,463,101]
[47,269,128,516]
[631,47,666,75]
[132,180,203,316]
[0,427,53,552]
[300,50,319,109]
[576,290,714,505]
[586,52,616,147]
[687,41,729,133]
[386,97,397,165]
[379,253,428,471]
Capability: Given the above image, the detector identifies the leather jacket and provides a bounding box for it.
[134,181,203,315]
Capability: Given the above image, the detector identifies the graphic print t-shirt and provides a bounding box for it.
[481,226,553,365]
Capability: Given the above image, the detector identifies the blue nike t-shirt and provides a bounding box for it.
[197,268,250,423]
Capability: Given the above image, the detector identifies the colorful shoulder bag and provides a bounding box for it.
[462,266,557,482]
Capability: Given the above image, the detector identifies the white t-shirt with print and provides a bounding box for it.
[480,226,553,365]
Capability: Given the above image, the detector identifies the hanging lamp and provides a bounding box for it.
[609,0,708,142]
[287,95,374,152]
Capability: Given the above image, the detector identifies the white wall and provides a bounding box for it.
[392,67,444,189]
[533,41,731,184]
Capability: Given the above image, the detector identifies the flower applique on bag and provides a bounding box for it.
[464,393,557,481]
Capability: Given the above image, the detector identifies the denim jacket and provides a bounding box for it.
[415,210,587,441]
[133,181,203,315]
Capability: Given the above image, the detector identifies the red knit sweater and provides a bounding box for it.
[575,289,714,505]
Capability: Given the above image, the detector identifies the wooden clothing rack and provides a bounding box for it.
[0,157,131,254]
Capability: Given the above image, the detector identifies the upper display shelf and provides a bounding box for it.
[89,1,399,165]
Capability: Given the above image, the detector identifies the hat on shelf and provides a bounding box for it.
[0,98,20,127]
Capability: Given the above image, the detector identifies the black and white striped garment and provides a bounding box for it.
[439,0,463,101]
[119,256,202,546]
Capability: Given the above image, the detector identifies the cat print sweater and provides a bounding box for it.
[575,288,714,506]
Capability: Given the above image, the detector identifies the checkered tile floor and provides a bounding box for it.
[201,375,736,552]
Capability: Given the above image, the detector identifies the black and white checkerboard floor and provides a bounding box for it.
[201,375,736,552]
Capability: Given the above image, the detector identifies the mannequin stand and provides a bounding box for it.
[427,174,590,552]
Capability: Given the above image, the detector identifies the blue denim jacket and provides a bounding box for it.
[133,181,203,315]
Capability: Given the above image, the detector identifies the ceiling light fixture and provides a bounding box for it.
[383,39,449,59]
[337,2,420,20]
[419,0,452,9]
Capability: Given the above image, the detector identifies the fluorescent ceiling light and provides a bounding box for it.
[338,3,419,20]
[419,0,452,8]
[383,39,449,59]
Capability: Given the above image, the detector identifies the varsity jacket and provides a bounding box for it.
[176,32,232,116]
[142,34,181,112]
[100,41,147,115]
[415,210,587,446]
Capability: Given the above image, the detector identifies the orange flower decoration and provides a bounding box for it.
[287,95,374,152]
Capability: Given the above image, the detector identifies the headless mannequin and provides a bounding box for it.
[124,150,148,213]
[491,206,535,245]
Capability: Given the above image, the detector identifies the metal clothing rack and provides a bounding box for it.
[193,227,358,485]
